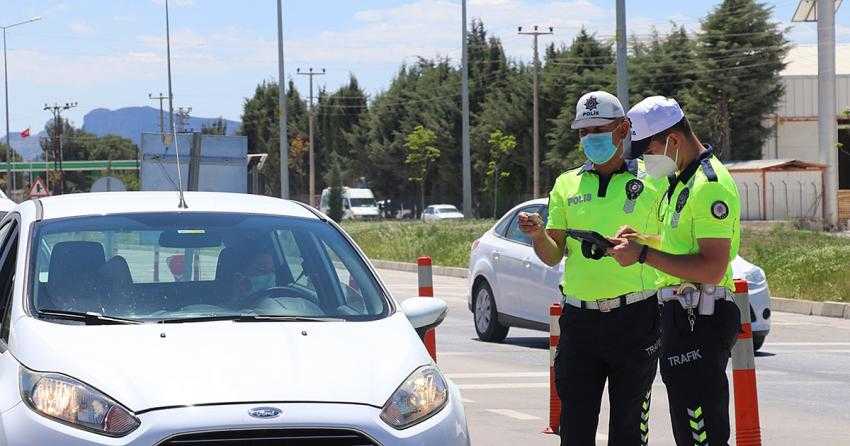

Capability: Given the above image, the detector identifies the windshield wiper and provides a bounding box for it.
[38,309,141,325]
[234,315,346,323]
[158,314,345,324]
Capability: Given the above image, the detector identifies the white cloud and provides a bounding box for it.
[69,21,95,35]
[223,0,624,70]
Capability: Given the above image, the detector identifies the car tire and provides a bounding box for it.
[753,334,765,351]
[473,281,509,343]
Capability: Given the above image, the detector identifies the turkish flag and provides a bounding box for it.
[20,128,30,138]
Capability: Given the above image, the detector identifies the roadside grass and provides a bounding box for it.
[341,220,495,269]
[740,225,850,302]
[343,220,850,302]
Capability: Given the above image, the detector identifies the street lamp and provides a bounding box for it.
[2,16,42,197]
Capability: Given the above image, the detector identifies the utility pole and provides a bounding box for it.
[277,0,289,199]
[297,67,325,207]
[615,0,631,157]
[792,0,840,228]
[461,0,472,217]
[818,0,838,228]
[2,16,42,197]
[149,92,167,135]
[43,102,77,195]
[518,25,553,199]
[176,106,192,133]
[615,0,629,110]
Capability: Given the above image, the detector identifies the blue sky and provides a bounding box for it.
[2,0,849,132]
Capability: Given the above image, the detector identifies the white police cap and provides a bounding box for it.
[571,91,625,129]
[626,96,685,157]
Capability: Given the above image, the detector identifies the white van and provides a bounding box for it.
[320,187,381,220]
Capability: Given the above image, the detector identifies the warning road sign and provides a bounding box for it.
[29,177,50,198]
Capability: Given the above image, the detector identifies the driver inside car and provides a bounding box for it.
[230,251,278,306]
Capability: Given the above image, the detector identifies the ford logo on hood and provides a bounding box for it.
[248,407,282,419]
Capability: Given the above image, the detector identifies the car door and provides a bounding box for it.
[0,217,20,381]
[497,205,543,322]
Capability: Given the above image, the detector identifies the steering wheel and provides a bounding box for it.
[241,285,317,309]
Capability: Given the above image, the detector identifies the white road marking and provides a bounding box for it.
[457,383,549,390]
[485,409,541,420]
[596,432,609,441]
[461,398,475,404]
[766,342,850,346]
[447,372,549,379]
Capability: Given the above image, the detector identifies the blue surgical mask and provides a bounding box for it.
[249,273,276,293]
[581,132,618,165]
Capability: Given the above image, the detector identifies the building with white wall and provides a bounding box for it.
[748,44,850,223]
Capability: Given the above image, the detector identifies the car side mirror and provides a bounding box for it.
[401,297,447,332]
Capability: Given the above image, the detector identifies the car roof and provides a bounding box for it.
[19,191,319,221]
[511,198,548,209]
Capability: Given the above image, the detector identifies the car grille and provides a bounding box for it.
[159,428,378,446]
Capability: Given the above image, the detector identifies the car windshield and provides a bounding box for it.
[349,198,376,208]
[29,213,389,322]
[437,206,458,214]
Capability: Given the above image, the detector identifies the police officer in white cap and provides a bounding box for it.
[609,96,741,446]
[519,91,664,445]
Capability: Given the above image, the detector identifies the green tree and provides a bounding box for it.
[544,29,615,173]
[630,24,696,103]
[684,0,789,159]
[0,143,23,192]
[239,80,309,199]
[486,130,518,217]
[403,125,441,214]
[324,151,345,222]
[201,117,228,135]
[317,75,367,186]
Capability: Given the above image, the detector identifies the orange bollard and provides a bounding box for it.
[731,279,762,446]
[543,303,562,435]
[417,256,437,362]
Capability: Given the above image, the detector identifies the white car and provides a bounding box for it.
[468,198,771,350]
[422,205,464,222]
[0,192,469,445]
[320,187,381,220]
[0,190,15,219]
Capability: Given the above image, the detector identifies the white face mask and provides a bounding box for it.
[644,136,678,178]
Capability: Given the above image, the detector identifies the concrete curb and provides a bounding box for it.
[770,297,850,319]
[370,259,469,279]
[371,260,850,319]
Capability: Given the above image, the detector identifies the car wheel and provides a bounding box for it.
[753,334,765,351]
[473,281,509,343]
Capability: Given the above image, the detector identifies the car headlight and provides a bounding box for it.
[380,365,448,429]
[20,367,140,437]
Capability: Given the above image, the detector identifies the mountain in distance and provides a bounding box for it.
[82,106,240,146]
[2,106,241,161]
[1,130,47,161]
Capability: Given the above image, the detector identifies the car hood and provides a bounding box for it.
[12,313,428,412]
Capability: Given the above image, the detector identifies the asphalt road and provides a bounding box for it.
[377,268,850,446]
